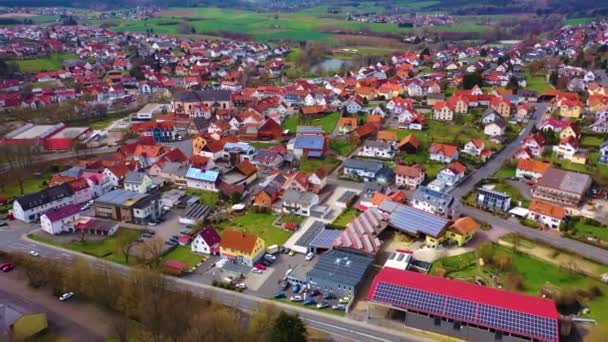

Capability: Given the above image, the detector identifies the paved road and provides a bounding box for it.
[460,206,608,264]
[449,103,546,199]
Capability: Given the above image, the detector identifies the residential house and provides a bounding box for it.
[445,217,479,247]
[554,136,580,161]
[13,184,75,223]
[67,177,94,204]
[40,204,80,235]
[251,149,284,174]
[343,100,363,114]
[281,190,319,217]
[490,96,512,117]
[429,143,459,163]
[436,162,466,187]
[185,167,220,192]
[476,187,511,212]
[254,185,280,208]
[527,200,566,230]
[559,123,581,140]
[516,159,551,180]
[484,120,506,137]
[481,109,503,125]
[223,142,257,165]
[559,99,583,118]
[411,186,457,219]
[123,171,153,193]
[337,117,358,134]
[103,165,130,187]
[432,101,455,121]
[191,227,221,255]
[343,159,394,184]
[599,141,608,165]
[395,165,425,189]
[462,139,485,158]
[288,135,328,159]
[220,230,265,266]
[522,133,545,157]
[358,140,395,159]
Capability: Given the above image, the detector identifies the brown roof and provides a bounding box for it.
[237,160,257,177]
[429,142,458,158]
[356,122,378,138]
[516,159,550,174]
[221,230,260,253]
[398,134,419,149]
[338,117,358,128]
[395,164,423,177]
[528,200,566,219]
[449,217,480,235]
[377,130,398,141]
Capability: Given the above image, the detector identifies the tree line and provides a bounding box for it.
[4,250,309,342]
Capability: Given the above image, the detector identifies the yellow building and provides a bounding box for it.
[559,125,579,140]
[192,135,207,156]
[220,230,265,266]
[424,217,479,248]
[559,101,582,118]
[571,151,588,165]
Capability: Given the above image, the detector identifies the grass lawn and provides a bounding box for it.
[431,244,608,323]
[493,182,530,207]
[281,112,340,135]
[525,69,552,94]
[299,156,340,173]
[215,211,291,246]
[250,141,280,149]
[494,165,516,179]
[568,219,608,242]
[28,228,140,265]
[11,53,78,73]
[566,17,594,25]
[580,135,604,148]
[331,208,359,228]
[161,246,204,268]
[329,139,356,156]
[90,117,118,130]
[0,172,52,198]
[186,190,219,209]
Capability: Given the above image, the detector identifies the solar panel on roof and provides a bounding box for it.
[371,282,558,342]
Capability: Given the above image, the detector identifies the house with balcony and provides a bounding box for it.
[358,140,395,159]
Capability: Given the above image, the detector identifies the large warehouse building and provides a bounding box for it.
[367,267,559,342]
[2,122,97,151]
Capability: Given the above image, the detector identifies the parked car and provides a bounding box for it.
[305,252,314,261]
[292,284,301,294]
[339,296,350,304]
[332,304,346,311]
[0,263,14,272]
[236,283,247,290]
[316,301,329,309]
[147,221,158,226]
[283,248,291,255]
[273,292,286,299]
[165,240,177,246]
[251,268,263,274]
[259,258,273,267]
[264,254,277,261]
[0,221,7,227]
[59,292,74,301]
[180,230,192,235]
[303,298,317,306]
[280,281,289,291]
[254,263,267,271]
[28,250,40,257]
[323,292,337,300]
[289,295,302,302]
[310,289,321,297]
[288,250,296,257]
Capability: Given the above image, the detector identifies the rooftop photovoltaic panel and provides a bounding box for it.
[387,203,448,237]
[367,268,559,342]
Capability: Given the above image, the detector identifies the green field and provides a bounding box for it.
[431,244,608,323]
[493,182,530,207]
[186,190,219,209]
[161,246,204,268]
[215,211,291,246]
[281,112,340,135]
[525,70,552,93]
[0,172,51,198]
[91,6,491,42]
[28,228,140,265]
[11,53,78,73]
[566,17,594,25]
[329,139,356,156]
[331,208,359,229]
[299,156,341,173]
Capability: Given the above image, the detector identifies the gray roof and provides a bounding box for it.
[161,162,188,177]
[307,249,373,287]
[59,166,84,178]
[197,89,231,102]
[282,189,317,205]
[95,189,149,207]
[295,221,326,248]
[343,159,385,173]
[363,140,392,150]
[379,200,450,237]
[411,186,455,210]
[16,183,74,211]
[309,229,342,249]
[537,168,592,195]
[337,190,358,204]
[124,171,147,185]
[181,203,211,220]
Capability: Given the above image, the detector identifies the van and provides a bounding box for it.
[266,244,279,255]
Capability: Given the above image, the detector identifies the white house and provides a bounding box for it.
[40,204,80,235]
[484,121,506,137]
[191,227,221,255]
[185,167,219,192]
[281,190,319,217]
[527,200,565,230]
[12,183,75,223]
[358,140,395,159]
[462,139,485,157]
[395,165,425,189]
[123,171,153,194]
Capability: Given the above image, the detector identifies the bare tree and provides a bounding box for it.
[116,234,136,265]
[0,143,35,195]
[142,237,165,269]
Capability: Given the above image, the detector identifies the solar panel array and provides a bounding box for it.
[388,205,449,237]
[372,282,558,342]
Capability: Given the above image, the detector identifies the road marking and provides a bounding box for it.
[303,318,395,342]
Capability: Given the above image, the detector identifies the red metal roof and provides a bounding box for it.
[368,267,558,320]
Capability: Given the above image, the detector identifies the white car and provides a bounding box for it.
[59,292,74,301]
[236,283,247,289]
[251,268,263,274]
[28,250,40,257]
[305,252,314,261]
[290,295,302,302]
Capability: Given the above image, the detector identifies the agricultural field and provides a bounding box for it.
[10,53,78,73]
[90,6,496,43]
[281,111,340,134]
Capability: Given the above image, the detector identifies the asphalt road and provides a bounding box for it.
[449,103,546,199]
